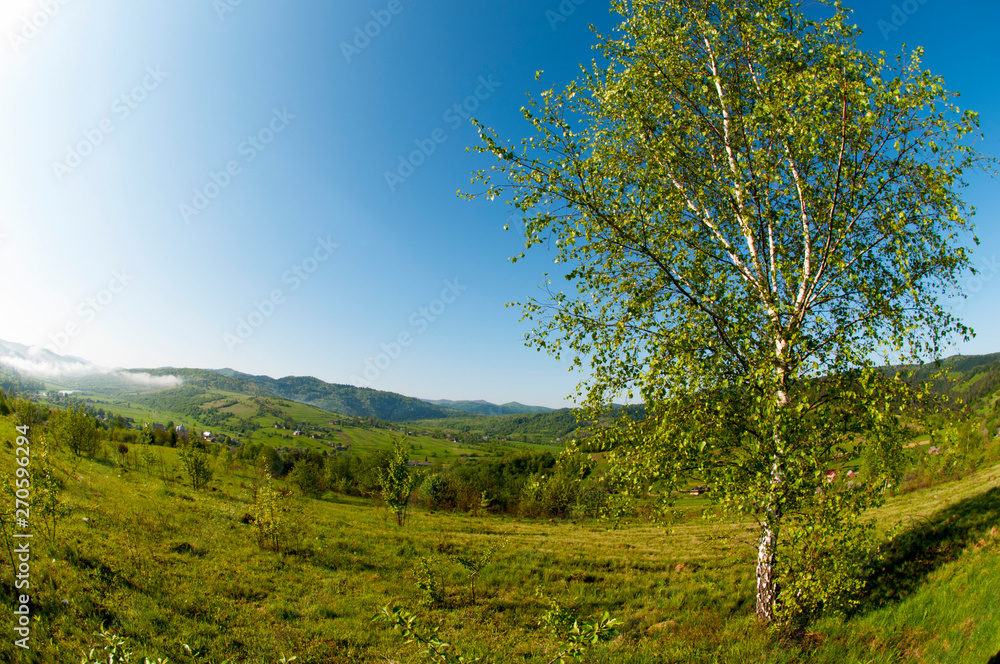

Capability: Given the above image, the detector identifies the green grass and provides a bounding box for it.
[38,388,502,463]
[2,415,999,663]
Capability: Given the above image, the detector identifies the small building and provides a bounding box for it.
[825,470,837,483]
[689,485,708,496]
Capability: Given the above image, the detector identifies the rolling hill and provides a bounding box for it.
[212,369,468,421]
[421,398,555,416]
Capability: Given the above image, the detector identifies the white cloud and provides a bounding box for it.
[0,354,99,378]
[114,371,182,388]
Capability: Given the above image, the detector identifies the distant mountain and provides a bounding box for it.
[890,353,1000,411]
[0,338,101,378]
[212,369,466,421]
[897,353,1000,382]
[0,365,45,395]
[422,398,554,416]
[0,339,545,422]
[11,339,995,429]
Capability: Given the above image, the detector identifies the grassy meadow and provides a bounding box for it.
[35,387,532,462]
[1,415,999,663]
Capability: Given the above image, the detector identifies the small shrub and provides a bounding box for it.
[450,535,508,604]
[419,473,457,510]
[33,436,69,543]
[250,470,282,551]
[180,445,214,491]
[288,456,326,498]
[55,407,101,457]
[380,438,417,526]
[414,556,447,606]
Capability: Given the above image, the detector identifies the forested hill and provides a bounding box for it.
[49,368,467,422]
[893,353,1000,409]
[211,369,466,421]
[422,399,555,416]
[0,366,44,395]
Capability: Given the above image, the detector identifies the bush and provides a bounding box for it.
[289,455,327,498]
[55,407,102,457]
[250,470,283,551]
[519,472,579,519]
[448,450,558,513]
[358,447,394,497]
[573,482,609,518]
[418,473,457,511]
[326,455,358,494]
[181,445,214,491]
[380,438,417,526]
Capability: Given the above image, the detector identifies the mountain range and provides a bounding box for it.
[5,337,999,425]
[0,339,562,422]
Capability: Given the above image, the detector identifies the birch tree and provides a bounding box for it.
[467,0,993,622]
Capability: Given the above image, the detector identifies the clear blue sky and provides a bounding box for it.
[0,0,997,408]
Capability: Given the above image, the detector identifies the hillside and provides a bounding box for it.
[1,410,998,663]
[0,365,44,395]
[421,399,555,416]
[0,338,97,376]
[213,369,468,421]
[886,353,1000,416]
[0,339,493,424]
[36,379,503,462]
[410,409,583,444]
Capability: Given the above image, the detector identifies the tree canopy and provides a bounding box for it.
[467,0,994,622]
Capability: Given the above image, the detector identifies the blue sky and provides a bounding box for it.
[0,0,997,409]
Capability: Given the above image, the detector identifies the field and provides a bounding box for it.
[35,386,551,463]
[1,415,999,664]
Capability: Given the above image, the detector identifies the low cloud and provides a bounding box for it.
[0,354,99,379]
[0,349,182,389]
[115,371,182,389]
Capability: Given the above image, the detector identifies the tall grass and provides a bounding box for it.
[1,417,998,663]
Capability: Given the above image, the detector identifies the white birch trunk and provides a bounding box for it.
[757,338,790,622]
